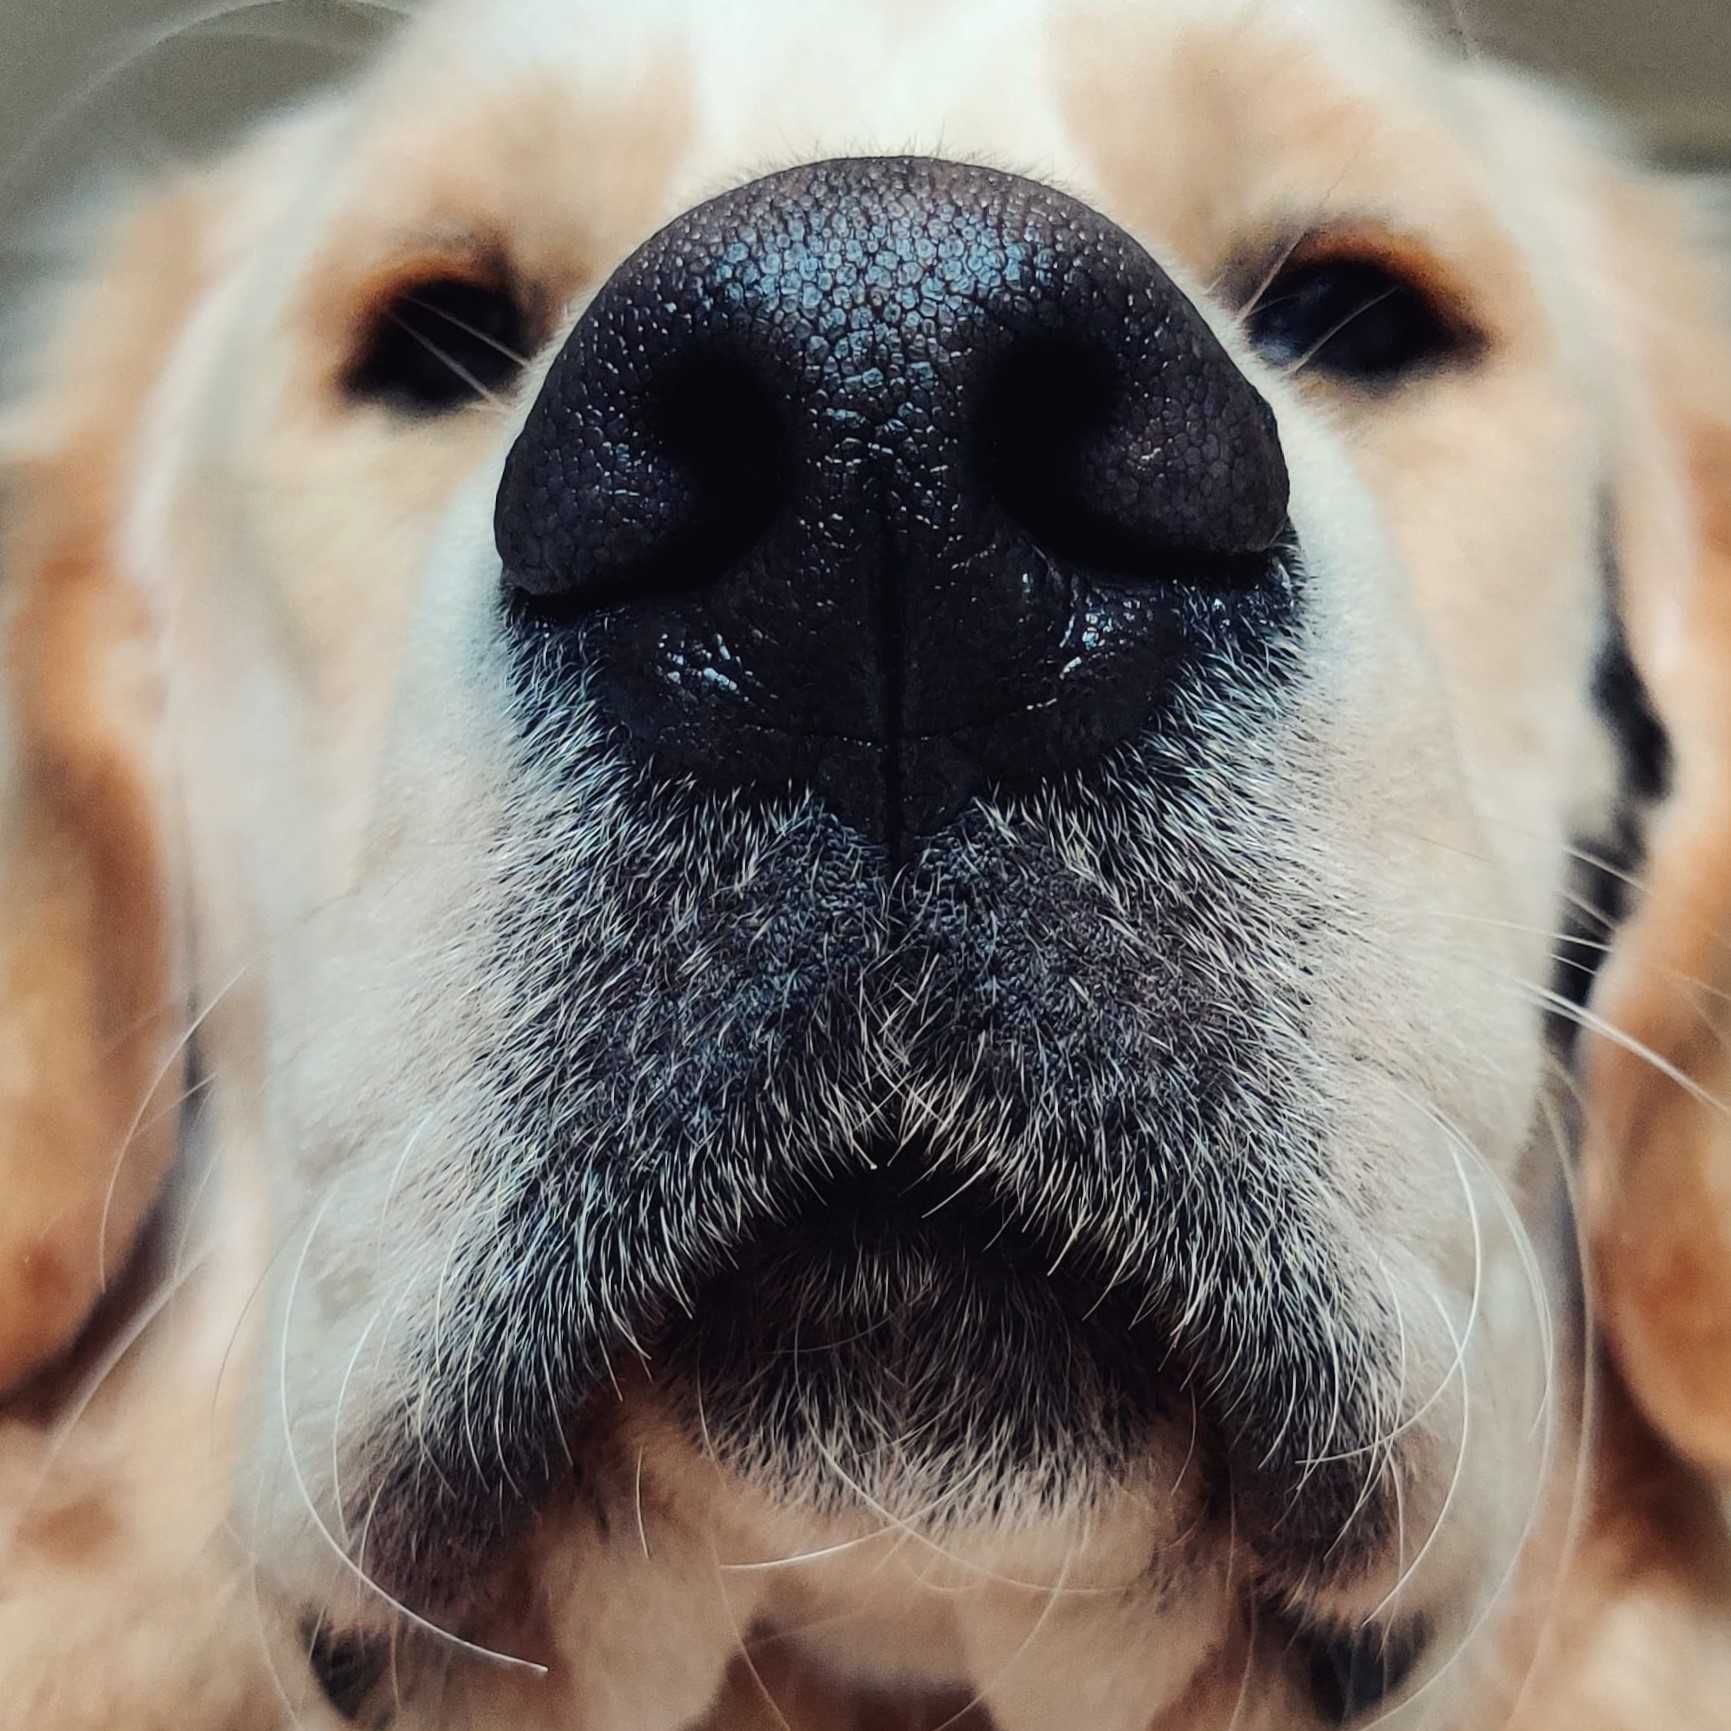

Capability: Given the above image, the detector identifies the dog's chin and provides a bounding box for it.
[653,1158,1186,1523]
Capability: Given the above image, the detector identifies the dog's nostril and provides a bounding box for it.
[974,334,1274,588]
[639,351,796,598]
[509,348,796,620]
[976,334,1131,575]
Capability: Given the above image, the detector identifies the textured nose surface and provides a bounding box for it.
[497,157,1293,843]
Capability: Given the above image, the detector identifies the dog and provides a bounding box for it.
[3,0,1731,1724]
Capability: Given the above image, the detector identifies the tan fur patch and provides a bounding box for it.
[1575,172,1731,1480]
[0,175,225,1392]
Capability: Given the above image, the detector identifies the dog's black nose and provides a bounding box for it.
[497,157,1292,843]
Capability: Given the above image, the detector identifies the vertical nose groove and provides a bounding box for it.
[876,527,912,865]
[496,157,1296,841]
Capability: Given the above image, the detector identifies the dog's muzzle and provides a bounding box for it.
[495,156,1291,843]
[360,155,1403,1626]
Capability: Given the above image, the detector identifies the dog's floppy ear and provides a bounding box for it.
[0,171,227,1394]
[1567,149,1731,1476]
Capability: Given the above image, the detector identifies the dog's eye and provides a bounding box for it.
[345,276,529,414]
[1246,256,1473,386]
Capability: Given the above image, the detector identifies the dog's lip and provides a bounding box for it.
[644,1138,1186,1455]
[688,1143,1107,1302]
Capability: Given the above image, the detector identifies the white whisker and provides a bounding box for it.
[276,1181,547,1677]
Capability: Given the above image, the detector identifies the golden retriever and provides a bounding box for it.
[2,0,1731,1726]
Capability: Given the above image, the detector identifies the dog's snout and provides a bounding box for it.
[497,157,1294,840]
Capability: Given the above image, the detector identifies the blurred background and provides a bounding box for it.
[0,0,1728,283]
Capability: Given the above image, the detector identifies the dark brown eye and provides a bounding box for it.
[1246,256,1477,386]
[344,276,529,414]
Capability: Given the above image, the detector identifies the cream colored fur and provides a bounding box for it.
[3,2,1731,1728]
